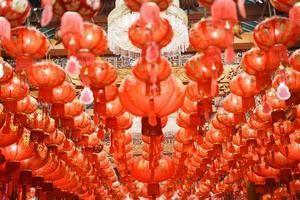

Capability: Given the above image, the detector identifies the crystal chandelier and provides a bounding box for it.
[107,0,189,58]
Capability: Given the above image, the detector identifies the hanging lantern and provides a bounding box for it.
[253,16,299,51]
[0,76,29,102]
[119,75,185,126]
[61,21,107,67]
[2,27,50,72]
[290,49,300,72]
[128,13,173,50]
[38,81,76,104]
[270,0,299,13]
[229,73,259,109]
[27,61,66,90]
[41,0,101,26]
[124,0,171,11]
[0,0,31,27]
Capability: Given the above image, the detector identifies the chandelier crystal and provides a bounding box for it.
[107,0,189,58]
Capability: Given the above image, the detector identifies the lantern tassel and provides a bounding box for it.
[61,12,84,37]
[146,43,160,63]
[289,3,300,28]
[211,0,238,25]
[140,2,161,27]
[237,0,246,18]
[0,17,11,40]
[225,46,235,64]
[41,0,53,26]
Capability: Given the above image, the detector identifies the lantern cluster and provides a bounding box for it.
[0,4,126,199]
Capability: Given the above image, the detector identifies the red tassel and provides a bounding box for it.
[237,0,246,18]
[140,2,161,27]
[289,3,300,28]
[211,0,238,26]
[0,17,10,40]
[146,43,160,63]
[61,12,84,37]
[41,0,53,26]
[225,46,235,64]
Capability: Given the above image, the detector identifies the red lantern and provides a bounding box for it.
[253,16,299,51]
[185,54,222,97]
[270,0,298,12]
[0,0,31,27]
[245,170,265,185]
[4,95,37,114]
[1,131,34,161]
[279,130,300,160]
[53,0,101,20]
[2,27,49,72]
[265,150,298,169]
[124,0,171,11]
[0,59,13,84]
[0,116,20,147]
[222,93,251,113]
[80,60,117,89]
[128,16,173,50]
[273,69,300,92]
[132,56,171,85]
[241,48,275,89]
[0,76,29,102]
[189,18,235,63]
[229,72,259,109]
[131,155,175,183]
[27,61,66,89]
[94,97,125,118]
[61,22,107,63]
[290,49,300,72]
[51,99,84,120]
[93,84,118,105]
[39,81,76,104]
[119,75,185,126]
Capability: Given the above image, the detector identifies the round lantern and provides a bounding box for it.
[132,56,171,85]
[0,76,29,102]
[128,16,173,50]
[270,0,298,12]
[80,60,117,89]
[119,75,185,125]
[253,16,299,51]
[61,22,107,63]
[124,0,171,11]
[27,61,66,90]
[131,155,175,183]
[0,0,31,27]
[2,26,49,72]
[290,49,300,72]
[1,130,34,161]
[39,81,76,104]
